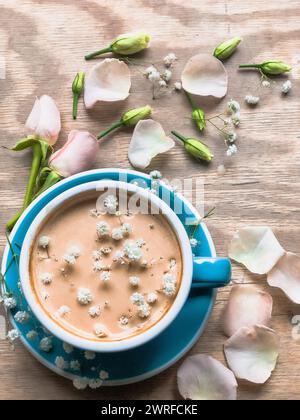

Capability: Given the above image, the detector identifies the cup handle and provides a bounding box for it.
[192,257,231,289]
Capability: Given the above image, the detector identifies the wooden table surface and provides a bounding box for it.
[0,0,300,400]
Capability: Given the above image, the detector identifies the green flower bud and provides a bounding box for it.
[192,108,206,132]
[239,60,292,75]
[121,105,152,127]
[171,131,213,162]
[72,72,85,120]
[111,32,151,56]
[72,71,85,95]
[85,32,151,60]
[213,37,242,60]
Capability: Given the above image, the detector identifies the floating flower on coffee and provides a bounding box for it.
[239,60,292,75]
[85,32,151,60]
[171,131,213,162]
[72,71,85,119]
[213,37,242,60]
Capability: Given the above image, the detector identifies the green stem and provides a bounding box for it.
[34,171,62,199]
[184,90,197,110]
[6,143,42,231]
[239,64,261,69]
[72,94,79,120]
[171,130,187,143]
[97,120,124,140]
[85,46,113,60]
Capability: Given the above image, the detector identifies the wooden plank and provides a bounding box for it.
[0,0,300,400]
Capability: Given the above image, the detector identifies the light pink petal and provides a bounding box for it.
[128,120,174,169]
[177,354,237,400]
[223,285,273,337]
[25,95,61,145]
[49,130,99,178]
[181,53,228,98]
[268,252,300,304]
[84,59,131,108]
[229,227,285,274]
[224,325,279,384]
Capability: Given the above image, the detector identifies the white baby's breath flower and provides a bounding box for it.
[163,52,177,67]
[96,221,111,236]
[41,290,50,300]
[121,223,132,235]
[144,65,157,76]
[124,241,143,261]
[57,305,71,316]
[92,250,102,260]
[70,360,81,371]
[129,276,140,287]
[6,329,20,342]
[93,261,103,272]
[63,254,76,265]
[227,100,240,114]
[99,370,109,380]
[245,95,260,105]
[84,350,96,360]
[26,330,38,340]
[231,112,241,126]
[77,288,93,305]
[282,80,292,94]
[162,273,177,297]
[89,378,103,389]
[55,356,69,370]
[113,250,125,262]
[147,292,158,304]
[68,245,81,258]
[190,238,198,248]
[119,315,129,325]
[130,292,145,306]
[149,170,162,179]
[73,377,88,390]
[159,80,167,88]
[94,324,107,338]
[136,238,146,247]
[262,80,271,87]
[100,246,112,255]
[39,336,53,352]
[226,132,237,144]
[89,304,101,318]
[111,228,124,241]
[103,195,118,212]
[100,271,111,283]
[217,164,226,175]
[14,311,30,324]
[174,81,182,91]
[148,68,161,82]
[39,272,53,285]
[38,235,50,248]
[138,303,151,318]
[3,296,17,309]
[162,69,172,82]
[63,342,74,354]
[226,144,238,157]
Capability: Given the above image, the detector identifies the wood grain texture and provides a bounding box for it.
[0,0,300,400]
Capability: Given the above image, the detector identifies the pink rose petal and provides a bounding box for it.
[177,354,237,400]
[268,252,300,304]
[223,285,273,337]
[224,325,279,384]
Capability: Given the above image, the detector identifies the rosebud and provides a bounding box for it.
[192,108,206,132]
[121,105,152,127]
[49,130,99,177]
[85,32,151,60]
[72,71,85,120]
[97,105,152,139]
[213,37,242,60]
[239,60,292,75]
[171,131,213,162]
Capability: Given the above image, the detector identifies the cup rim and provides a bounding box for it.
[19,180,193,352]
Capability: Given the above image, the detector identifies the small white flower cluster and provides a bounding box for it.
[149,170,162,180]
[39,336,53,352]
[146,292,158,304]
[14,310,30,324]
[144,53,178,93]
[282,80,292,94]
[55,356,69,370]
[38,235,50,249]
[89,304,101,318]
[26,330,38,341]
[190,238,198,248]
[96,221,111,237]
[100,270,111,283]
[57,305,71,316]
[123,240,143,262]
[94,324,107,337]
[1,294,17,309]
[121,222,132,235]
[225,100,240,157]
[84,350,96,360]
[103,195,118,213]
[129,276,140,287]
[111,227,124,241]
[245,94,260,105]
[130,292,151,318]
[163,52,177,67]
[6,329,20,343]
[119,315,129,325]
[77,287,93,305]
[39,272,53,285]
[162,273,177,297]
[63,245,81,265]
[70,360,81,371]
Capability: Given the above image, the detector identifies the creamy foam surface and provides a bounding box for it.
[30,194,182,341]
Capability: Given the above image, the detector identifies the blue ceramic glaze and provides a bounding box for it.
[1,169,229,386]
[192,257,231,289]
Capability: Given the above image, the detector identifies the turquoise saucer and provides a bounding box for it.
[1,169,216,386]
